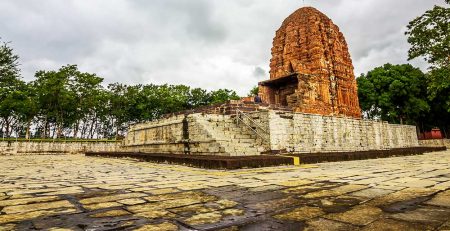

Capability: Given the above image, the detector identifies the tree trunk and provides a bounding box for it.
[46,122,51,138]
[81,120,87,139]
[0,121,4,138]
[104,119,110,138]
[5,119,10,138]
[10,118,19,138]
[42,118,48,138]
[89,126,94,139]
[56,112,64,138]
[73,120,80,139]
[115,120,120,140]
[56,124,62,139]
[101,122,107,139]
[89,123,94,139]
[88,115,96,139]
[52,124,57,139]
[91,120,99,139]
[25,119,31,139]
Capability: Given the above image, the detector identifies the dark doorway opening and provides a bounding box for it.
[258,73,298,107]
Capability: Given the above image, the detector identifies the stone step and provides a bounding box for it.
[193,114,265,156]
[237,138,256,143]
[208,131,259,140]
[233,134,252,139]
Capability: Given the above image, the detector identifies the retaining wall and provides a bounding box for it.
[419,139,450,148]
[124,114,219,155]
[260,111,419,153]
[124,110,420,155]
[124,115,186,154]
[0,141,122,155]
[124,114,244,155]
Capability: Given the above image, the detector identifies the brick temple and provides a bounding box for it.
[259,7,361,118]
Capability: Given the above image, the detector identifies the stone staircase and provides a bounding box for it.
[192,114,268,156]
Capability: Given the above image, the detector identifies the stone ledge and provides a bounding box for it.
[86,147,446,169]
[287,146,447,164]
[85,152,292,169]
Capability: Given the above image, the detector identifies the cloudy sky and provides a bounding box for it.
[0,0,445,95]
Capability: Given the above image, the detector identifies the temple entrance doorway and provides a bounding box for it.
[258,73,298,107]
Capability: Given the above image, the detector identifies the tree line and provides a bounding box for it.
[357,1,449,136]
[0,1,448,139]
[0,47,239,139]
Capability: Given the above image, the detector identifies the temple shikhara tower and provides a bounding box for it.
[259,7,361,118]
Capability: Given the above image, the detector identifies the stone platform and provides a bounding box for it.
[86,146,445,169]
[85,151,293,169]
[1,151,450,230]
[123,108,420,156]
[0,141,121,155]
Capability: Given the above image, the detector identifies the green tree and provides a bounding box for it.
[138,84,162,121]
[96,88,115,139]
[15,82,38,139]
[248,86,259,97]
[33,65,78,138]
[406,1,450,136]
[107,83,135,139]
[0,40,22,137]
[0,40,20,82]
[0,80,25,137]
[405,2,449,68]
[124,84,145,123]
[159,84,191,114]
[357,64,429,127]
[70,70,104,138]
[208,89,240,105]
[425,67,450,136]
[188,88,210,108]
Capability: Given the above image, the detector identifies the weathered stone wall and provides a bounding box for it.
[419,139,450,148]
[255,111,418,153]
[124,115,204,154]
[124,114,237,155]
[124,110,419,156]
[124,113,270,156]
[124,115,185,154]
[0,141,122,155]
[193,114,268,155]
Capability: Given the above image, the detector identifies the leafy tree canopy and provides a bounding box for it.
[424,66,450,135]
[0,40,25,137]
[0,40,20,82]
[357,64,429,125]
[209,89,240,105]
[405,2,450,68]
[248,86,259,97]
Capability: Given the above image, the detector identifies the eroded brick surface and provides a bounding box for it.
[0,151,449,230]
[260,7,361,118]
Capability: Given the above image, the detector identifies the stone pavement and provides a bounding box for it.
[0,151,449,230]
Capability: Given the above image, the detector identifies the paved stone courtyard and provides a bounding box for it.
[1,151,450,230]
